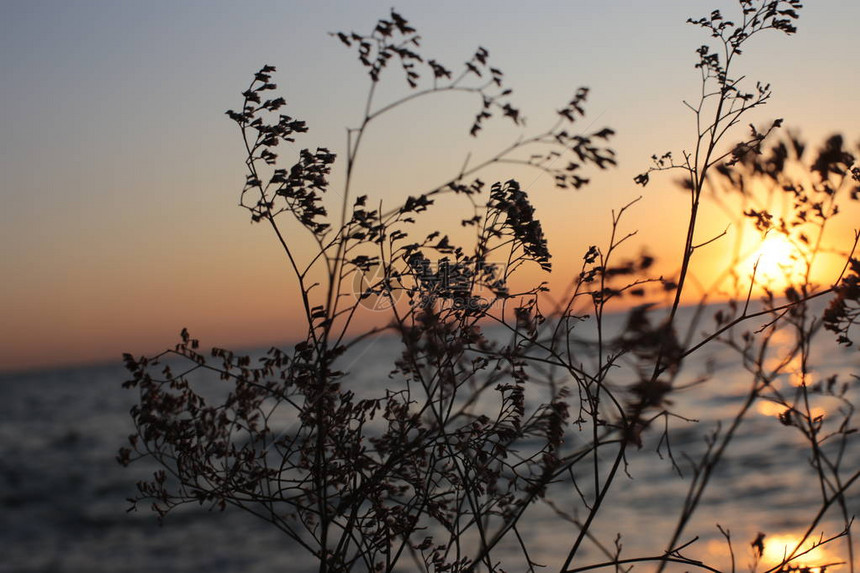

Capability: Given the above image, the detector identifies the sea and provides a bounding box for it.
[1,305,857,572]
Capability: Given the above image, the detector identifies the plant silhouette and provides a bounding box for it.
[120,2,859,572]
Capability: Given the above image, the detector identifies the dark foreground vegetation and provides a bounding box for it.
[120,1,859,571]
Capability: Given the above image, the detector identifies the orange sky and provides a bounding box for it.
[2,1,859,372]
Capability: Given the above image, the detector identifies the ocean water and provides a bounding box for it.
[1,306,857,572]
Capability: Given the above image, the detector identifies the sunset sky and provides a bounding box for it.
[2,0,859,372]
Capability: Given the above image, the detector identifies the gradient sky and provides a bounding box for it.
[2,0,859,372]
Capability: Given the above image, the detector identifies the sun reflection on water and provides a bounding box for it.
[757,400,789,418]
[706,532,844,573]
[756,399,827,421]
[759,533,843,572]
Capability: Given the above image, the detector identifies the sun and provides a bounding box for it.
[741,232,807,289]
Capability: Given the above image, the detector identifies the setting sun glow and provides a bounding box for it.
[742,232,807,290]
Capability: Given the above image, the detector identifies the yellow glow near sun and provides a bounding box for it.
[742,232,807,290]
[705,531,842,572]
[759,533,841,572]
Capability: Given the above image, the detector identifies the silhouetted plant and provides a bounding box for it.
[680,132,860,572]
[120,2,858,572]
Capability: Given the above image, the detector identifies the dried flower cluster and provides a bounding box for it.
[122,3,858,572]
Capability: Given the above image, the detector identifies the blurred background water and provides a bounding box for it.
[1,305,857,572]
